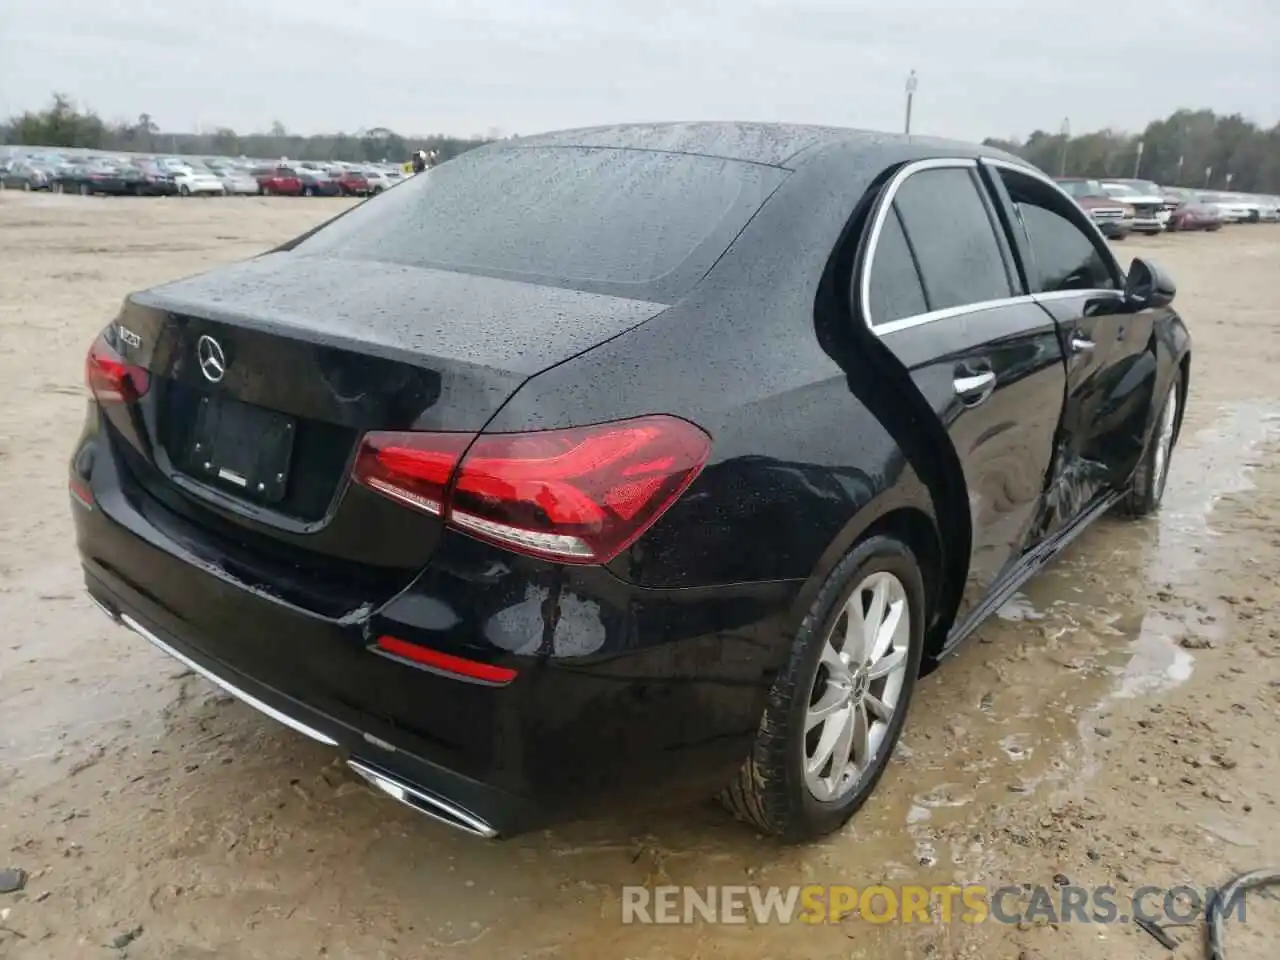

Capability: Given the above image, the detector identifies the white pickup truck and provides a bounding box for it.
[1100,182,1170,234]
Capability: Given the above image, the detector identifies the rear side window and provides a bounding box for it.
[292,145,789,302]
[867,208,928,325]
[891,167,1014,311]
[1015,202,1118,293]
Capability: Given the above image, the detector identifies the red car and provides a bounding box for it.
[1167,201,1224,232]
[331,170,369,196]
[254,165,304,197]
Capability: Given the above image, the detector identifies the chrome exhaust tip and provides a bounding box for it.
[347,759,498,839]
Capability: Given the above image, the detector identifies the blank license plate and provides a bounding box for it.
[187,395,295,503]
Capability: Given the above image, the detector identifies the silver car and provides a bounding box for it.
[215,168,261,196]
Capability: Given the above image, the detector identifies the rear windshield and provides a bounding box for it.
[290,145,788,301]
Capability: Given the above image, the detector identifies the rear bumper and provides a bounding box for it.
[71,407,796,836]
[85,576,508,837]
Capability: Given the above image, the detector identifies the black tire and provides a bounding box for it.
[1122,369,1182,518]
[720,535,925,840]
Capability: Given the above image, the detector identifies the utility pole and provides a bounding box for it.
[904,70,918,135]
[1059,117,1071,176]
[1133,140,1144,178]
[1204,166,1212,187]
[1177,155,1184,184]
[1225,172,1234,190]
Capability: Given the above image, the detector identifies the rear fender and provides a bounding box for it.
[787,480,940,622]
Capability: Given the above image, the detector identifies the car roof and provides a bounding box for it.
[506,121,1027,170]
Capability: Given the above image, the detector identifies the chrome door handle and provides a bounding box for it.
[953,370,996,403]
[1071,337,1096,353]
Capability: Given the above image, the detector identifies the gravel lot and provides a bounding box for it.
[1,192,1278,960]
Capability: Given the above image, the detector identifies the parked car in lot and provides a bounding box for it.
[1167,201,1224,232]
[1220,194,1277,222]
[254,165,304,196]
[330,169,370,196]
[1201,195,1257,223]
[1099,182,1168,234]
[171,167,226,197]
[54,162,146,196]
[1108,179,1181,219]
[71,123,1189,840]
[1054,177,1134,239]
[0,160,54,191]
[132,161,180,197]
[298,169,342,197]
[215,168,261,196]
[362,168,394,194]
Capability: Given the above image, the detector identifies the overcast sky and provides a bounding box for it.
[1,0,1276,142]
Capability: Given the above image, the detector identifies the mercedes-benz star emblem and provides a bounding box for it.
[196,335,227,384]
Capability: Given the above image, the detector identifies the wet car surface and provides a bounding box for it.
[1,194,1278,959]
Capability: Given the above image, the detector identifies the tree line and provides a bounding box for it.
[984,108,1279,193]
[0,94,490,165]
[4,94,1278,193]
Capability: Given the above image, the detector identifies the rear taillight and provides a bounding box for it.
[352,415,711,563]
[85,337,149,404]
[351,431,473,516]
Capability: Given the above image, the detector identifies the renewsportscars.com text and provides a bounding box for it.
[620,883,1248,926]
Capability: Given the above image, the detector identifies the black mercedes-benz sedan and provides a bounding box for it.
[71,123,1189,841]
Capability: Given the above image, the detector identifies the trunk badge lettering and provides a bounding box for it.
[117,324,142,349]
[197,335,227,383]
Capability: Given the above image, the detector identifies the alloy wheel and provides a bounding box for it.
[804,571,911,802]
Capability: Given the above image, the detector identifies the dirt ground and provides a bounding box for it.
[1,191,1279,960]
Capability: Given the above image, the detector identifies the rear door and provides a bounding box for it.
[984,161,1156,535]
[860,159,1068,624]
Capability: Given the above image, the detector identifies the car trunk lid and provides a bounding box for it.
[97,252,667,593]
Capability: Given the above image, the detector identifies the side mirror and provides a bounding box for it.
[1124,257,1176,310]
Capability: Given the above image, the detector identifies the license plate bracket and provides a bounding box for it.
[186,395,295,503]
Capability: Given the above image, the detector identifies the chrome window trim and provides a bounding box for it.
[859,157,979,335]
[1032,288,1123,304]
[116,612,340,747]
[874,294,1039,336]
[981,157,1127,290]
[859,156,1129,338]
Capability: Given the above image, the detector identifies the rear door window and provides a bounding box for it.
[866,208,928,326]
[891,167,1014,311]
